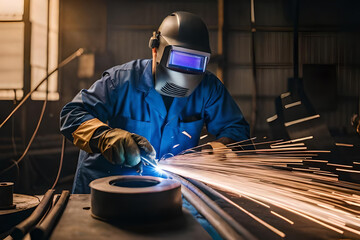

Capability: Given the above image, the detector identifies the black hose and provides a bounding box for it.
[10,189,55,240]
[30,190,70,240]
[169,173,257,240]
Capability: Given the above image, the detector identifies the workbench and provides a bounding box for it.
[50,194,211,239]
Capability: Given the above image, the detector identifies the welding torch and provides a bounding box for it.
[136,156,159,176]
[141,156,158,168]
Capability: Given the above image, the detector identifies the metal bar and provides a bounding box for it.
[293,0,299,79]
[10,189,55,240]
[30,191,70,240]
[186,178,283,238]
[169,173,257,240]
[250,0,258,134]
[0,20,24,22]
[216,0,224,82]
[22,0,31,145]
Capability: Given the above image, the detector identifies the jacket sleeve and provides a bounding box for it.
[204,75,250,142]
[60,72,117,142]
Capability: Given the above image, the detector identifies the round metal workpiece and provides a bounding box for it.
[0,182,15,210]
[0,194,40,236]
[89,175,182,223]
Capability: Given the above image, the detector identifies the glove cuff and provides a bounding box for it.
[72,118,109,153]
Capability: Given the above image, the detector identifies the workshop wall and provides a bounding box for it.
[1,0,359,194]
[225,0,360,136]
[58,0,360,137]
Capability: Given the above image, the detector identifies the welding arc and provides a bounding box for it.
[10,189,55,240]
[169,173,257,240]
[30,190,70,240]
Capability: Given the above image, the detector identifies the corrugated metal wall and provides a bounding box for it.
[106,0,218,65]
[223,0,359,135]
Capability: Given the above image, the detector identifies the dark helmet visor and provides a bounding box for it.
[166,46,210,74]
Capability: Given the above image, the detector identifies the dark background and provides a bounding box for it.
[0,0,359,194]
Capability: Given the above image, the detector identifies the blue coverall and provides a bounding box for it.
[60,59,249,193]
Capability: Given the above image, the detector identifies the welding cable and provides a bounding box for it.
[0,97,47,178]
[0,49,84,178]
[10,189,55,240]
[11,115,18,156]
[168,172,257,240]
[0,48,84,130]
[0,97,47,177]
[1,73,49,179]
[30,190,70,240]
[51,136,66,190]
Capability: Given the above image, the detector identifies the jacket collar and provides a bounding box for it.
[138,59,190,120]
[136,59,154,93]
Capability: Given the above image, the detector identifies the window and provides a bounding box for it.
[0,0,59,101]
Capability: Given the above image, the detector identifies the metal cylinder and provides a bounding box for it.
[89,176,182,223]
[0,182,15,210]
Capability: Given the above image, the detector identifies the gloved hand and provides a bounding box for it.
[132,133,158,175]
[98,128,156,167]
[71,118,156,168]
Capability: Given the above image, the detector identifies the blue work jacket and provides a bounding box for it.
[60,59,249,193]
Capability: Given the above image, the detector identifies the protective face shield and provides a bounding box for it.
[155,46,210,97]
[149,12,211,97]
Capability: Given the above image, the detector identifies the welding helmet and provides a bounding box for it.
[149,11,211,97]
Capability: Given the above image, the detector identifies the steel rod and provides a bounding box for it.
[169,173,257,240]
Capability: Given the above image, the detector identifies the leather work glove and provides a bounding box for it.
[72,118,156,168]
[131,133,157,174]
[98,129,156,167]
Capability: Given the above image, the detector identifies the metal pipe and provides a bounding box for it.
[10,189,55,240]
[293,0,299,79]
[169,173,257,240]
[250,0,258,134]
[30,190,70,240]
[216,0,224,82]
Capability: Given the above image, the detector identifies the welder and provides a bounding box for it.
[60,11,249,194]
